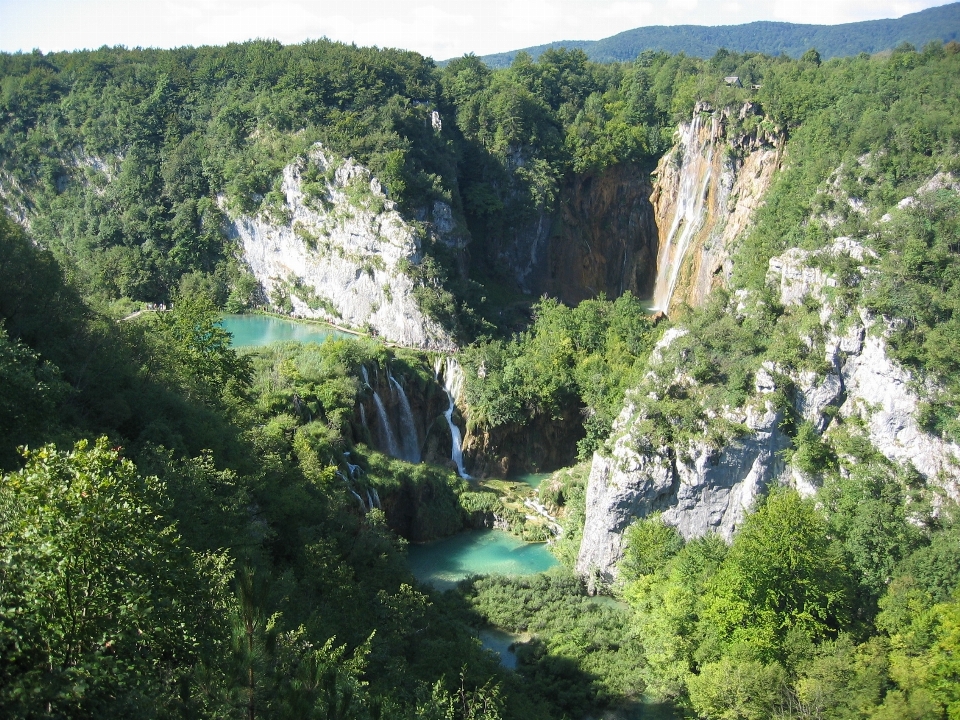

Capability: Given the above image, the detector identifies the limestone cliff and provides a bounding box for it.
[650,102,782,313]
[577,237,960,585]
[472,104,780,310]
[536,164,660,305]
[488,162,660,304]
[768,239,960,495]
[227,146,455,350]
[576,327,792,585]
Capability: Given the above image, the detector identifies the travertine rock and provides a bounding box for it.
[651,103,782,312]
[227,147,455,350]
[577,233,960,584]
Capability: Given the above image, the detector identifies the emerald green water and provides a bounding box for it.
[510,472,551,489]
[479,628,520,670]
[407,529,558,591]
[220,314,352,347]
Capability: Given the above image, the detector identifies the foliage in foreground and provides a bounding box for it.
[617,486,960,719]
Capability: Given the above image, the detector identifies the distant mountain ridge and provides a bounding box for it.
[471,2,960,67]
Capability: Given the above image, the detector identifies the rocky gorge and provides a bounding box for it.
[576,228,960,584]
[220,105,957,592]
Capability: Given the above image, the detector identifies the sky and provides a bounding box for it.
[0,0,954,60]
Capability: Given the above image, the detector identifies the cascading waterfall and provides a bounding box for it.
[371,391,401,459]
[359,366,370,441]
[361,363,404,460]
[651,113,719,312]
[389,375,421,463]
[343,452,361,479]
[434,356,471,479]
[350,489,367,510]
[338,469,368,511]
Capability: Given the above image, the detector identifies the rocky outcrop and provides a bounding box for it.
[227,146,455,350]
[577,235,960,585]
[576,333,792,584]
[651,103,782,313]
[462,405,585,479]
[770,240,960,496]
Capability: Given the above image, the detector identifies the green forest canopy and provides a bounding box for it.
[2,35,960,720]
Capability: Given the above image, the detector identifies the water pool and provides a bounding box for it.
[407,529,558,591]
[220,314,352,347]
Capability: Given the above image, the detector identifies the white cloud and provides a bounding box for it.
[0,0,953,58]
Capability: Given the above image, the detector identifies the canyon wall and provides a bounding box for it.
[227,146,456,350]
[577,236,960,585]
[490,162,660,305]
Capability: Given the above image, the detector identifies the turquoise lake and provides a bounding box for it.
[479,628,520,670]
[407,529,559,591]
[510,472,552,489]
[220,314,352,348]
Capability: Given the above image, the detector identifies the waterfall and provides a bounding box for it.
[389,375,421,463]
[371,391,401,458]
[343,452,361,479]
[371,487,381,509]
[434,356,471,479]
[338,470,367,509]
[350,489,367,511]
[363,362,403,460]
[651,113,718,312]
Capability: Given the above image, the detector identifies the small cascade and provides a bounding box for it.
[371,487,381,509]
[434,356,471,479]
[359,403,368,433]
[389,374,421,463]
[350,489,367,511]
[338,469,368,512]
[343,452,362,479]
[371,391,401,458]
[651,112,719,312]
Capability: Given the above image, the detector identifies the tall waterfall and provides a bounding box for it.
[434,356,470,479]
[389,375,421,463]
[651,112,719,312]
[371,391,401,459]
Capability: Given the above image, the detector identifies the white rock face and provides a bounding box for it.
[577,233,960,584]
[839,332,960,491]
[576,326,794,584]
[771,239,960,496]
[227,147,455,350]
[576,396,791,585]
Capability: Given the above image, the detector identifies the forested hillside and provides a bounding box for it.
[478,1,960,67]
[2,33,960,720]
